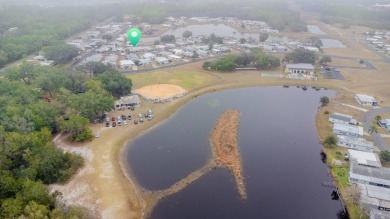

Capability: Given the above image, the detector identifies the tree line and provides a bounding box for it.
[203,48,280,72]
[0,4,122,68]
[0,63,132,217]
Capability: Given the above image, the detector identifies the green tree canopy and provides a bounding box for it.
[284,48,317,64]
[97,70,132,99]
[44,44,80,65]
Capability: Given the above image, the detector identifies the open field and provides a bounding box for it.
[127,65,219,90]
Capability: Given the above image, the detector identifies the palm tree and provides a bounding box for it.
[368,125,378,134]
[375,115,382,123]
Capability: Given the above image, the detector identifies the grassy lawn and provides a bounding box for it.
[127,70,217,90]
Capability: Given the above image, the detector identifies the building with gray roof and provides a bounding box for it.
[333,123,364,138]
[348,150,382,168]
[370,209,390,219]
[337,135,375,152]
[349,165,390,189]
[359,185,390,215]
[329,113,358,125]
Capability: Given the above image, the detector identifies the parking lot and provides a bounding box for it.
[321,67,345,80]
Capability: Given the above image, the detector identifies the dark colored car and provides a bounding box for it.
[127,115,132,120]
[112,117,115,121]
[134,119,138,124]
[122,115,126,120]
[112,122,117,127]
[105,122,110,127]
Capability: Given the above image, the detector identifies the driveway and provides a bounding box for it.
[362,107,390,151]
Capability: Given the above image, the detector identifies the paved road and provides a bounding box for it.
[362,108,390,151]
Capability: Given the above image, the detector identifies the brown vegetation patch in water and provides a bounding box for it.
[210,110,247,199]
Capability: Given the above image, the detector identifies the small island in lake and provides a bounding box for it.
[210,110,247,199]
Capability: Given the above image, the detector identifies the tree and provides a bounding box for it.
[306,37,323,49]
[259,32,269,42]
[208,42,214,51]
[284,48,317,64]
[160,35,176,44]
[380,151,390,162]
[44,44,80,65]
[4,61,36,85]
[102,34,113,42]
[60,115,93,142]
[320,96,330,107]
[66,81,114,120]
[319,56,332,65]
[375,115,382,122]
[97,70,132,99]
[323,134,337,147]
[368,125,378,134]
[82,61,113,77]
[239,38,247,44]
[182,30,192,39]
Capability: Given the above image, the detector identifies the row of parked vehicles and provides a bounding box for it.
[104,109,153,128]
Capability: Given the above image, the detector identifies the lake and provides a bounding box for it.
[141,24,292,43]
[126,86,345,219]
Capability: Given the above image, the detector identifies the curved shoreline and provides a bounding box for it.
[119,79,345,218]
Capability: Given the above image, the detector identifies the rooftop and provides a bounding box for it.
[356,94,377,103]
[337,135,374,148]
[348,149,382,168]
[333,123,364,135]
[350,165,390,182]
[286,63,314,70]
[329,113,353,123]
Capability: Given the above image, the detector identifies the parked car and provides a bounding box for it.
[139,117,143,123]
[95,132,100,138]
[123,120,127,125]
[112,117,115,121]
[127,115,132,120]
[118,121,122,126]
[147,114,153,120]
[134,119,138,124]
[122,115,126,120]
[105,122,110,127]
[112,122,117,127]
[129,106,135,111]
[117,116,121,121]
[106,117,110,122]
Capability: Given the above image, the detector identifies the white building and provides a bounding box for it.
[119,60,135,69]
[348,149,382,168]
[355,94,378,106]
[168,55,182,61]
[285,63,315,75]
[143,53,156,60]
[337,135,375,152]
[359,184,390,214]
[329,113,358,125]
[333,123,364,138]
[155,57,169,64]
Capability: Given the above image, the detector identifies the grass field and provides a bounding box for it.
[127,68,218,90]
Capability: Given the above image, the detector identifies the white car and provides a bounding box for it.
[123,120,127,125]
[95,132,100,138]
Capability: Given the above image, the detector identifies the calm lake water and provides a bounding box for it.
[142,24,292,43]
[126,86,345,219]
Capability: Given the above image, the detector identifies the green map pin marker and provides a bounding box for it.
[128,28,142,47]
